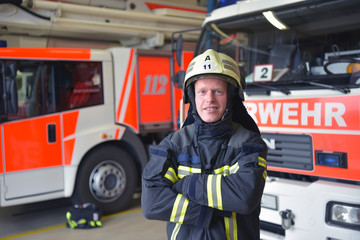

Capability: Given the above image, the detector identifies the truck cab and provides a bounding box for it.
[191,0,360,238]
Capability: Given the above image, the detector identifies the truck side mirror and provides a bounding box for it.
[171,28,200,89]
[175,34,183,67]
[173,70,185,89]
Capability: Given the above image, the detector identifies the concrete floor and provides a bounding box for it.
[0,198,167,240]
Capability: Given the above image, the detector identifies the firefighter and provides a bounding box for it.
[141,49,267,239]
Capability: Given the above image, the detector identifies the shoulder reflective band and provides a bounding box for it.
[170,194,189,224]
[258,156,267,168]
[207,174,223,210]
[258,156,267,181]
[263,170,267,181]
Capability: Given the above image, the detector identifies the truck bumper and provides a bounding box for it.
[260,177,360,240]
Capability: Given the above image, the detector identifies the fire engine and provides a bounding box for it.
[0,0,203,214]
[174,0,360,239]
[0,47,193,213]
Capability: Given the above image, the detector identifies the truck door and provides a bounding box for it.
[0,61,64,201]
[137,50,174,132]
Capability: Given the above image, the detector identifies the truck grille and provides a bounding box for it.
[261,133,313,170]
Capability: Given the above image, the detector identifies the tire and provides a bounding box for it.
[72,145,137,214]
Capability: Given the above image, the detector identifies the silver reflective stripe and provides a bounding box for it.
[177,165,201,178]
[224,213,238,240]
[207,174,223,210]
[214,165,230,176]
[164,167,178,184]
[170,223,181,240]
[170,194,189,224]
[229,162,239,174]
[214,162,239,176]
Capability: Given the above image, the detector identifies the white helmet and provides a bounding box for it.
[183,49,244,103]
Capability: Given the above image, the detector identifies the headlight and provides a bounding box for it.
[349,207,360,224]
[326,201,360,231]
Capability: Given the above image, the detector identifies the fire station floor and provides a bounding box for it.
[0,196,167,240]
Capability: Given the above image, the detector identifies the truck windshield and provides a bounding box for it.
[196,0,360,95]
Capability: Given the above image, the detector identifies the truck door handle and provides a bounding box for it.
[47,124,56,143]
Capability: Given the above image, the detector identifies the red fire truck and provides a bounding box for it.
[175,0,360,239]
[0,47,192,213]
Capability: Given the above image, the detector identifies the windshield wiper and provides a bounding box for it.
[250,82,291,95]
[295,80,350,94]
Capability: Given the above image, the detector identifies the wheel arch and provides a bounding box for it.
[72,128,148,195]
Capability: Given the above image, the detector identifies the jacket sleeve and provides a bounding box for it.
[179,135,267,214]
[141,143,213,228]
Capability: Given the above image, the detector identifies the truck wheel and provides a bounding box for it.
[72,145,137,214]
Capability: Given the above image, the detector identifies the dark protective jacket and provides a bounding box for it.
[142,84,267,240]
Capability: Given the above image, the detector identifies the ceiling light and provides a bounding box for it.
[262,11,289,30]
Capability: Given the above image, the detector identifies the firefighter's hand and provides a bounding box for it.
[172,177,186,193]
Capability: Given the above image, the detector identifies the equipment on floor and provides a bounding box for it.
[66,203,102,229]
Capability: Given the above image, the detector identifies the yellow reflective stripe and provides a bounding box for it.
[164,173,176,183]
[214,166,223,175]
[170,195,182,222]
[170,223,181,240]
[232,212,238,240]
[224,213,238,240]
[66,212,77,229]
[207,174,223,210]
[207,175,214,207]
[216,175,223,210]
[179,198,189,223]
[178,165,201,173]
[178,165,201,178]
[263,169,267,181]
[170,194,189,224]
[164,167,178,184]
[214,165,230,175]
[258,156,267,168]
[215,162,239,176]
[258,162,266,168]
[78,219,87,224]
[168,167,177,178]
[224,217,230,240]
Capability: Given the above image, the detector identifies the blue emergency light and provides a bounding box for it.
[315,151,347,168]
[216,0,238,8]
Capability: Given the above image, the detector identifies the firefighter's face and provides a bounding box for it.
[194,77,228,123]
